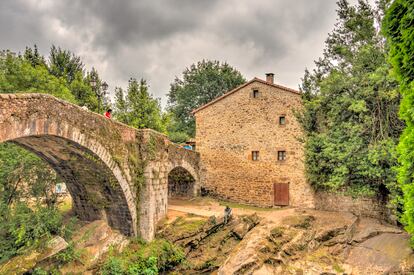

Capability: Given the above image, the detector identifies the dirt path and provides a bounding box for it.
[168,197,296,222]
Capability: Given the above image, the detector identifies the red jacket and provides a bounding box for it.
[104,112,111,119]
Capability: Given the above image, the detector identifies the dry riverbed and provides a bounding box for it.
[166,197,414,274]
[2,197,413,274]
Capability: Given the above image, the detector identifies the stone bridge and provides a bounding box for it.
[0,93,200,240]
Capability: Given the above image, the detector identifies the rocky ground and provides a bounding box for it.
[166,198,414,274]
[1,197,413,274]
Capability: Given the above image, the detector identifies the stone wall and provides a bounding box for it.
[314,192,394,222]
[139,131,201,239]
[194,79,314,208]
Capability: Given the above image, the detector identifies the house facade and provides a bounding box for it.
[193,74,314,208]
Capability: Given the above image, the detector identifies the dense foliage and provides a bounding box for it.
[100,239,185,275]
[0,45,105,263]
[114,78,165,132]
[167,60,246,137]
[0,142,70,262]
[0,203,66,263]
[383,0,414,241]
[0,143,59,207]
[0,50,76,103]
[298,0,403,197]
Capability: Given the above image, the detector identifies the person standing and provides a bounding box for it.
[224,206,232,224]
[104,109,112,119]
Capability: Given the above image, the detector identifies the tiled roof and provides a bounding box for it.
[192,77,301,114]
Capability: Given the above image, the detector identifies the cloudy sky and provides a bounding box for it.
[1,0,365,107]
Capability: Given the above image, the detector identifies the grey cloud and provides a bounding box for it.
[53,0,220,50]
[0,0,342,106]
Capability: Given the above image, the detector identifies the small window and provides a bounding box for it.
[252,151,259,161]
[252,89,259,98]
[277,151,286,161]
[279,116,286,125]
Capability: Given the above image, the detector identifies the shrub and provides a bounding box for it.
[101,257,124,275]
[55,242,81,265]
[99,239,185,274]
[0,202,64,263]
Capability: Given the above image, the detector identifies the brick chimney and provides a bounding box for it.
[265,73,274,84]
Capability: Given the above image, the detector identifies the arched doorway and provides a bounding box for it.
[168,166,196,198]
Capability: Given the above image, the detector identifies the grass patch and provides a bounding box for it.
[333,263,345,273]
[159,216,207,240]
[218,200,274,212]
[270,227,284,238]
[57,197,72,214]
[99,238,186,274]
[282,215,315,229]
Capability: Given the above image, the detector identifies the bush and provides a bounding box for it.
[127,256,158,275]
[168,131,189,144]
[0,202,64,263]
[145,240,185,272]
[99,239,185,274]
[101,257,124,275]
[55,242,81,265]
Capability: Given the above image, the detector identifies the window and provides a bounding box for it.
[252,151,259,161]
[279,116,286,125]
[252,89,259,98]
[277,151,286,161]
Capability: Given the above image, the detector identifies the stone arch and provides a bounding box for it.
[167,160,200,197]
[168,166,196,198]
[0,118,137,236]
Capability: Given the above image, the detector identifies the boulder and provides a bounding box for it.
[39,236,69,261]
[346,233,413,274]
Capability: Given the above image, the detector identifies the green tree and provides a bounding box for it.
[163,111,190,143]
[0,50,76,102]
[48,45,84,84]
[167,60,246,137]
[114,87,129,124]
[383,0,414,242]
[86,67,110,113]
[114,78,165,132]
[0,143,59,207]
[69,71,99,111]
[48,46,102,111]
[299,0,402,197]
[23,45,46,67]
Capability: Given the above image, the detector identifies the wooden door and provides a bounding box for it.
[274,183,289,206]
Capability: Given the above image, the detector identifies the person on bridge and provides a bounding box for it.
[104,109,112,119]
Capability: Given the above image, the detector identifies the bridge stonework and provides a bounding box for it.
[0,93,200,240]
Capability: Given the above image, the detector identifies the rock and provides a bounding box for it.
[232,223,249,240]
[327,244,343,256]
[231,214,260,240]
[351,218,403,244]
[253,264,277,275]
[0,250,40,274]
[0,236,68,275]
[264,256,285,266]
[57,220,129,274]
[39,236,69,261]
[218,223,272,275]
[346,233,413,274]
[315,226,346,242]
[282,215,316,229]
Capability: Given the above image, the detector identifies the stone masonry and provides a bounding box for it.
[193,75,315,208]
[0,93,200,240]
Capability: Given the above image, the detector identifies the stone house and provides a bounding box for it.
[192,73,314,208]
